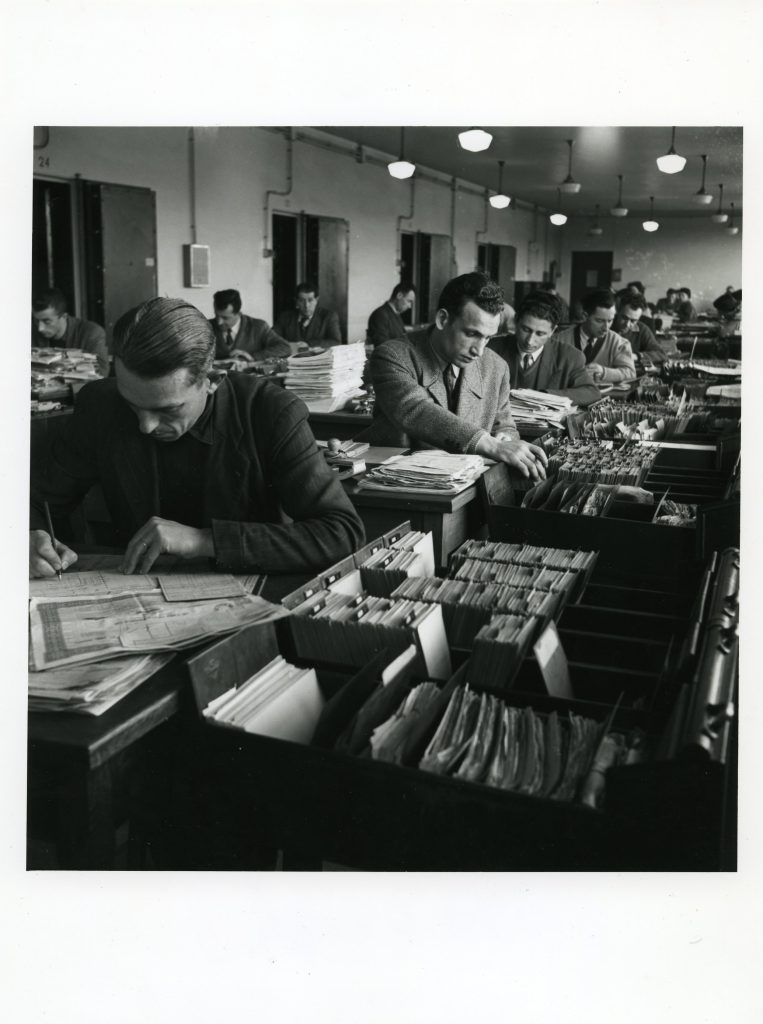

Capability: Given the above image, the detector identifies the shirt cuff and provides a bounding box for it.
[466,428,488,454]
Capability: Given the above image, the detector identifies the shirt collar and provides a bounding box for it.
[187,389,216,445]
[428,333,460,378]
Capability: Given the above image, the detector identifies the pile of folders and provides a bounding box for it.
[546,437,658,486]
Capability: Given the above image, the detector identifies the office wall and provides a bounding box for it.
[32,126,548,339]
[556,215,742,313]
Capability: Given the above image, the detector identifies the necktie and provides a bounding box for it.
[444,364,458,412]
[226,330,234,350]
[300,317,310,338]
[521,353,532,372]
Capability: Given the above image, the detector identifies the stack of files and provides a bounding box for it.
[468,615,542,691]
[284,341,366,412]
[28,652,174,716]
[419,686,605,802]
[203,655,323,744]
[357,451,486,496]
[289,589,451,678]
[547,438,658,487]
[391,577,557,648]
[509,388,575,428]
[358,547,427,598]
[521,476,654,516]
[369,682,442,763]
[28,590,289,670]
[451,558,575,594]
[449,540,596,575]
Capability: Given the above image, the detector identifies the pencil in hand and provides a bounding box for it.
[43,501,63,581]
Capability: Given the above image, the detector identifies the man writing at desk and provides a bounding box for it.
[210,288,291,360]
[32,287,110,376]
[362,272,547,480]
[30,297,364,578]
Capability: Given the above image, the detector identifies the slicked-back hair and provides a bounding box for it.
[213,289,242,313]
[515,290,564,329]
[581,289,617,315]
[620,294,648,313]
[626,280,645,293]
[390,282,415,301]
[32,287,68,315]
[296,281,319,298]
[666,288,677,297]
[112,298,215,384]
[437,272,504,319]
[679,287,692,299]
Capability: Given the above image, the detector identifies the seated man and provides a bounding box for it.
[32,287,110,376]
[361,272,547,481]
[675,287,697,322]
[489,291,600,407]
[613,294,666,365]
[366,283,416,348]
[555,289,636,385]
[29,297,365,578]
[713,286,742,318]
[209,288,290,360]
[274,281,342,345]
[656,288,679,314]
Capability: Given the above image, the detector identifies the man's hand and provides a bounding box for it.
[29,530,78,579]
[589,362,605,381]
[121,518,215,574]
[477,435,548,481]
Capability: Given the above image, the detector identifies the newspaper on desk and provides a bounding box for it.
[356,450,487,496]
[28,653,175,716]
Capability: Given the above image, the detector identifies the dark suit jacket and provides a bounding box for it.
[274,307,342,344]
[209,314,291,359]
[30,375,365,573]
[613,321,665,361]
[366,303,407,347]
[359,327,519,451]
[488,334,601,407]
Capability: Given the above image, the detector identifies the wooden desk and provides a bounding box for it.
[308,409,372,441]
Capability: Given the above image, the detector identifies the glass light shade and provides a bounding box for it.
[693,190,714,205]
[656,152,687,174]
[725,225,739,236]
[489,193,511,209]
[559,179,581,194]
[642,219,659,232]
[711,211,729,224]
[387,159,415,179]
[458,129,492,152]
[610,204,628,217]
[549,212,567,226]
[588,225,603,236]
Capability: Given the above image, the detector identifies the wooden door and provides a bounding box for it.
[428,233,452,321]
[496,244,516,304]
[569,251,613,308]
[317,216,349,341]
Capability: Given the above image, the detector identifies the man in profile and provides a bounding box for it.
[32,287,110,376]
[613,294,666,365]
[30,297,364,578]
[366,282,416,348]
[275,281,342,344]
[555,288,636,385]
[209,288,290,360]
[362,272,547,481]
[489,291,600,407]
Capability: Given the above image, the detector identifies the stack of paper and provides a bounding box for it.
[203,655,324,744]
[284,342,366,412]
[357,451,487,496]
[369,682,442,764]
[510,388,575,429]
[28,653,174,716]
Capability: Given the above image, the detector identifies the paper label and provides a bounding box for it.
[533,622,573,699]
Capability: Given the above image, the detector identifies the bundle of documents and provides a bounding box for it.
[358,547,427,597]
[654,500,697,528]
[29,588,288,670]
[357,451,487,496]
[31,347,100,381]
[449,540,596,575]
[547,438,658,487]
[509,388,575,428]
[284,341,366,412]
[203,655,323,744]
[452,558,576,593]
[28,653,174,716]
[468,615,539,689]
[369,682,442,764]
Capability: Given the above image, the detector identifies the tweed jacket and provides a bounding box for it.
[359,327,519,451]
[488,333,601,407]
[209,314,291,360]
[366,302,407,347]
[555,325,636,384]
[274,306,342,344]
[30,374,365,574]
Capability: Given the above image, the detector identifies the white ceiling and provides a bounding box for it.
[321,126,742,219]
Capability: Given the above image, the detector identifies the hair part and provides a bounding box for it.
[213,288,242,314]
[112,298,215,384]
[581,289,617,315]
[32,287,68,315]
[296,281,319,298]
[437,272,504,319]
[515,290,564,328]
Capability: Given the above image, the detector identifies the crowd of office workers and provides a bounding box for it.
[29,272,741,581]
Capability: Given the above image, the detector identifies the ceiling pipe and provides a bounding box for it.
[474,189,490,254]
[395,176,416,272]
[449,176,459,275]
[262,128,294,257]
[188,128,198,244]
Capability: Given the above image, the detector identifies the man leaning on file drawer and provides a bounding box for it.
[360,272,547,481]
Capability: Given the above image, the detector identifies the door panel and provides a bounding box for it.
[428,234,452,322]
[570,251,613,308]
[317,216,349,341]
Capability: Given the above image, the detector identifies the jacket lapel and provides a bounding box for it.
[202,378,251,523]
[419,332,449,409]
[455,356,484,419]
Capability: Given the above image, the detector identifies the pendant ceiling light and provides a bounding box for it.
[387,127,415,179]
[725,201,739,235]
[610,174,628,217]
[559,138,582,194]
[588,204,603,236]
[656,126,687,174]
[693,154,713,204]
[711,183,728,223]
[489,159,511,209]
[549,188,567,226]
[458,127,493,152]
[642,196,659,232]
